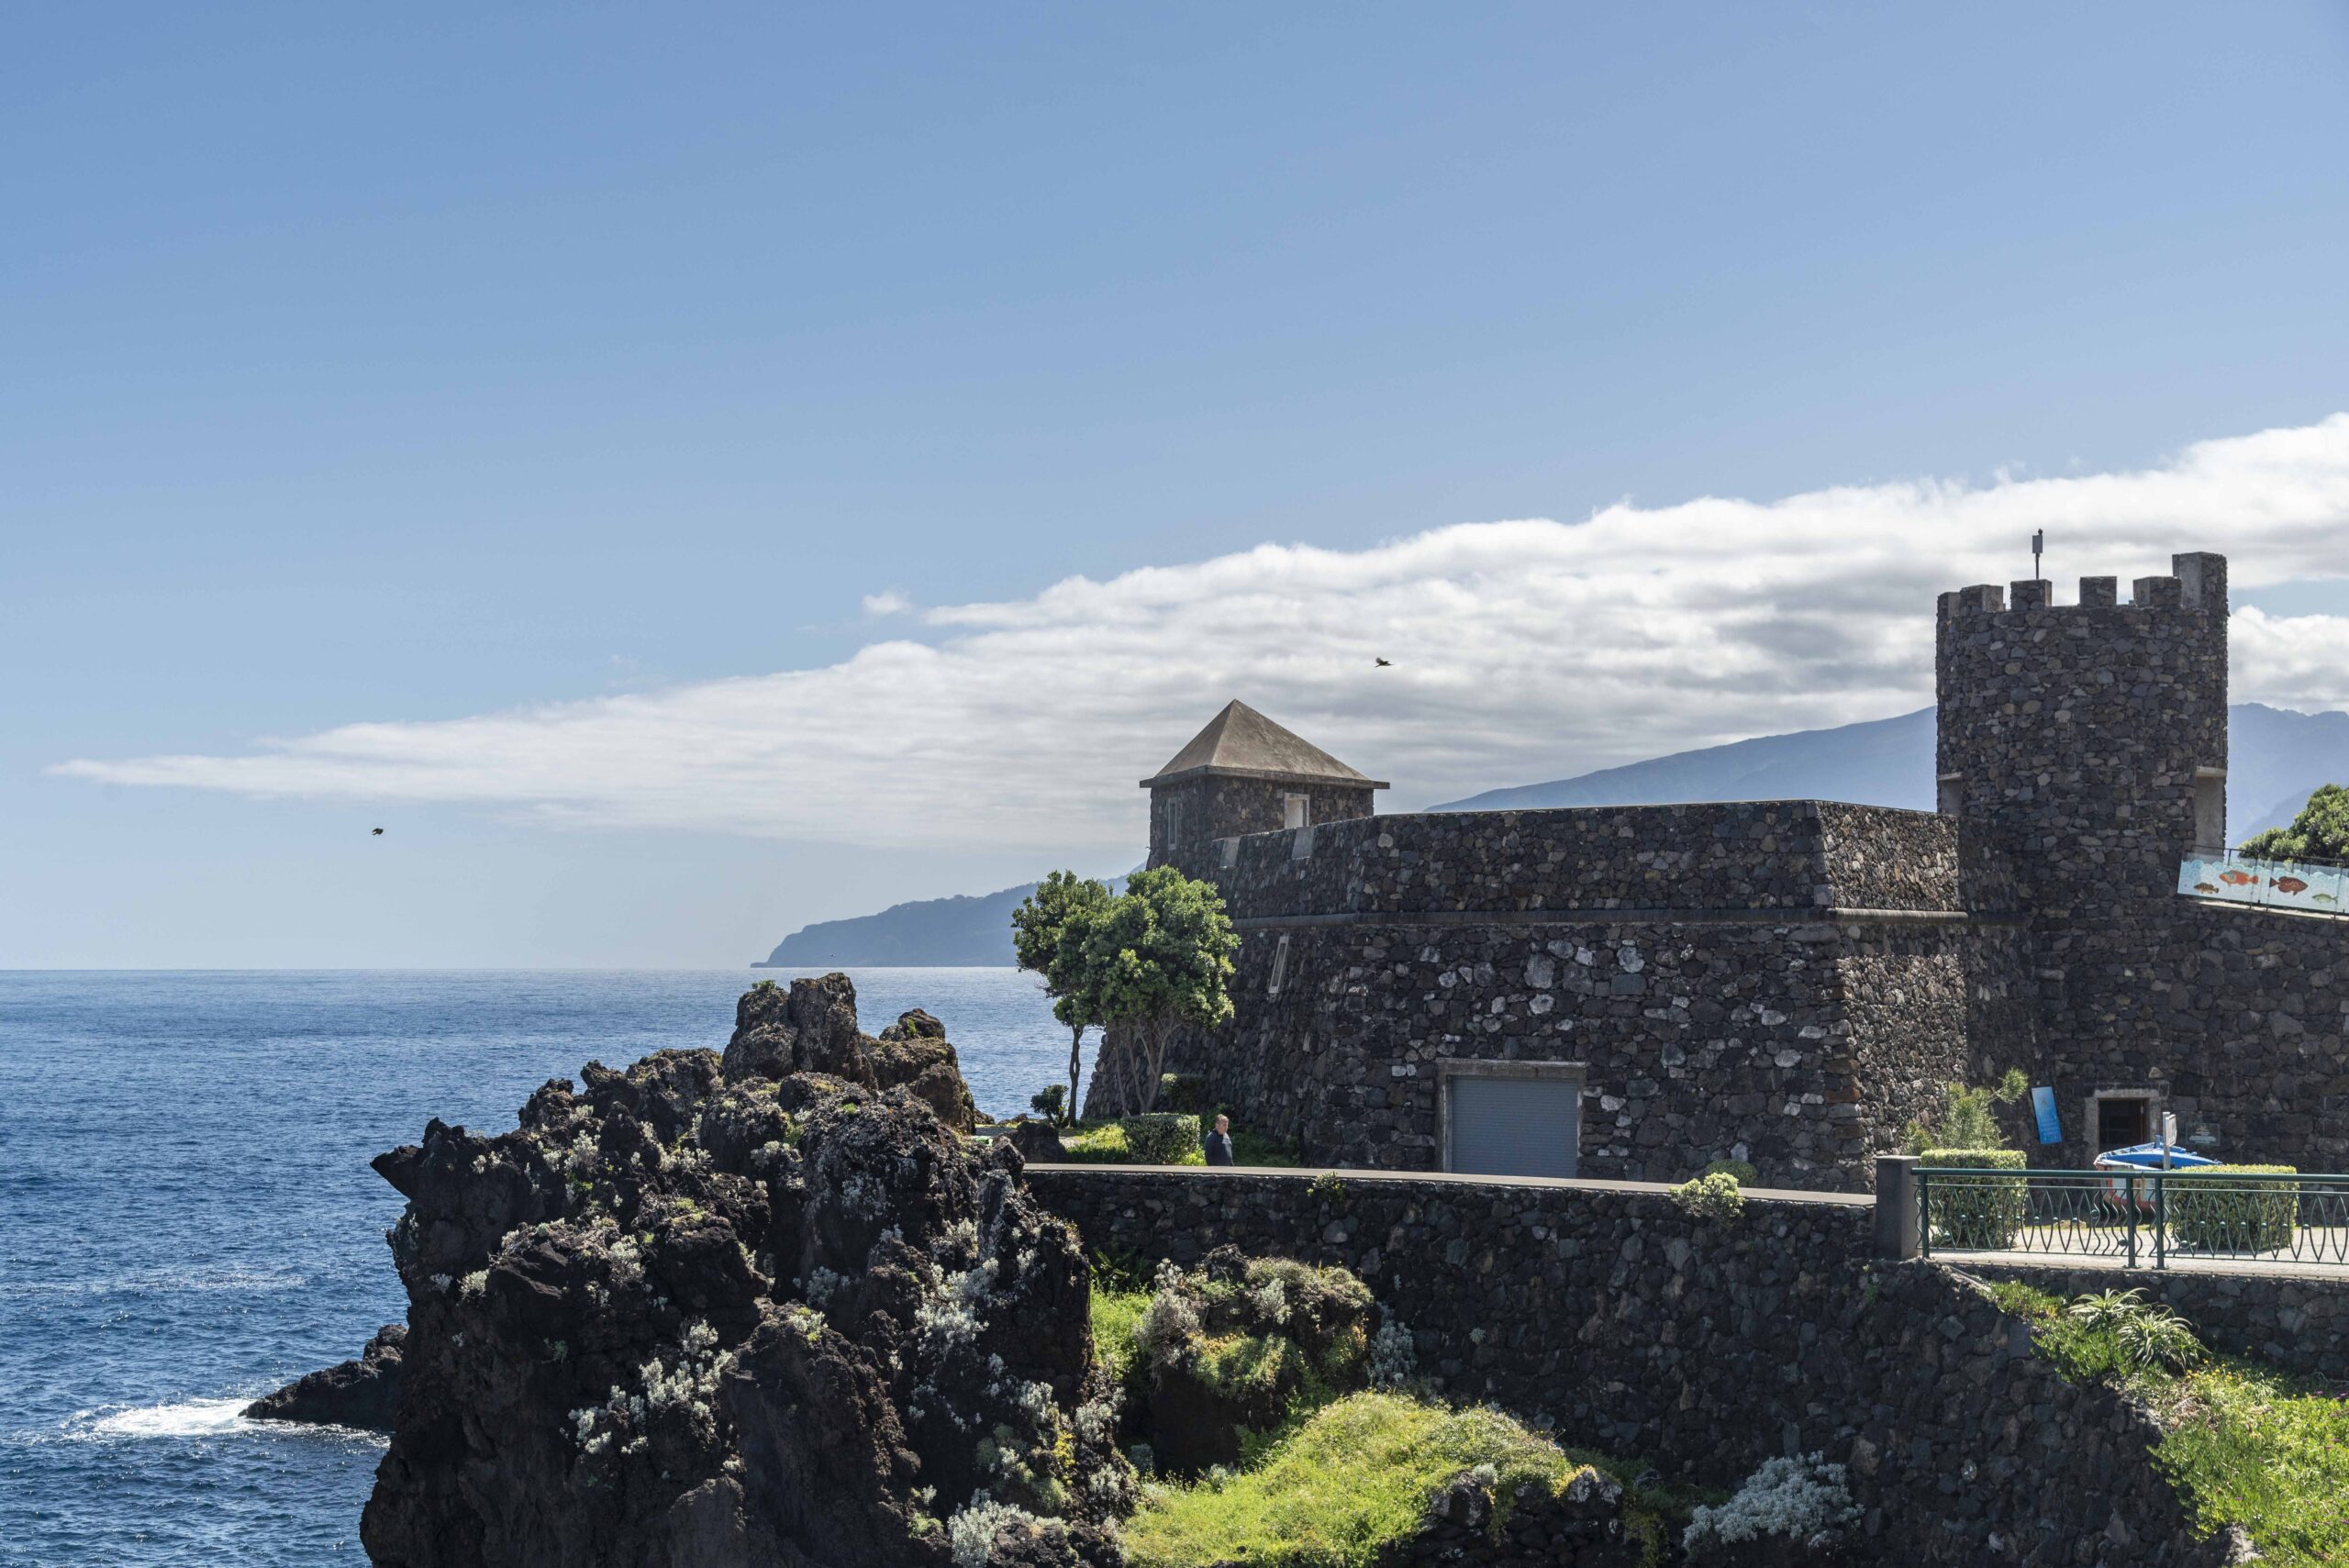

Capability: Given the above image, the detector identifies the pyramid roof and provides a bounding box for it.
[1139,701,1388,790]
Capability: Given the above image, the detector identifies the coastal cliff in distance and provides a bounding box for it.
[755,884,1040,968]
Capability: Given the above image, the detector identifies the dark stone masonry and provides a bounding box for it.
[1112,550,2349,1192]
[1030,1165,2233,1568]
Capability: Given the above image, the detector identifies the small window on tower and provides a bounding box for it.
[1937,773,1963,816]
[2193,769,2225,855]
[1282,794,1309,830]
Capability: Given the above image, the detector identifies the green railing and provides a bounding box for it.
[1916,1166,2349,1270]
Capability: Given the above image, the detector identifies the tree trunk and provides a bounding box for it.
[1065,1024,1085,1127]
[1132,1018,1171,1114]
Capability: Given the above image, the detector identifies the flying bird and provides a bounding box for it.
[372,828,384,836]
[1374,657,1391,667]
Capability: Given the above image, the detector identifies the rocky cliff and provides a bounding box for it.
[360,974,1128,1568]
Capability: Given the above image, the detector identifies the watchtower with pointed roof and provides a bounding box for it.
[1141,700,1387,869]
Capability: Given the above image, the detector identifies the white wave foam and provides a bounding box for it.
[88,1397,253,1438]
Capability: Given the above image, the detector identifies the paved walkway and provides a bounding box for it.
[1934,1247,2349,1283]
[1022,1161,1874,1207]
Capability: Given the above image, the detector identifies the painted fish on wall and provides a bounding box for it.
[2195,882,2221,894]
[2220,869,2258,886]
[2316,893,2340,906]
[2272,876,2310,895]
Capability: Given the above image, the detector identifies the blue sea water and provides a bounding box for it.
[0,968,1066,1568]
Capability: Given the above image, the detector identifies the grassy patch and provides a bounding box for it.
[1091,1275,1152,1386]
[1988,1281,2349,1567]
[2151,1364,2349,1562]
[1121,1392,1585,1568]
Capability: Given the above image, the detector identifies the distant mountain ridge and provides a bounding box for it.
[1432,703,2349,845]
[752,703,2349,967]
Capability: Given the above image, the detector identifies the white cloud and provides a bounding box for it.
[862,589,914,617]
[54,416,2349,856]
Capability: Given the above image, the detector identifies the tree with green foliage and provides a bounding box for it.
[1902,1066,2029,1153]
[1010,871,1114,1124]
[1080,865,1238,1116]
[2238,783,2349,863]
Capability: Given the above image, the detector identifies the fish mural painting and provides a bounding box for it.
[2178,854,2348,914]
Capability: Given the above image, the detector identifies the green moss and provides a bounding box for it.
[1122,1392,1586,1568]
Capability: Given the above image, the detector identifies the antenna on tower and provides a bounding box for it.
[2031,529,2044,582]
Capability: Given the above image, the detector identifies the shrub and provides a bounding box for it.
[1699,1158,1756,1184]
[1121,1113,1202,1165]
[1918,1148,2027,1249]
[1668,1171,1744,1221]
[1682,1451,1858,1554]
[2166,1165,2299,1254]
[1901,1068,2028,1153]
[1028,1084,1069,1126]
[2065,1290,2206,1373]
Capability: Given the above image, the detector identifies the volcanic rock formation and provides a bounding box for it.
[359,974,1129,1568]
[244,1322,406,1431]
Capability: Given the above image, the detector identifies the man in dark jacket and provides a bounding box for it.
[1203,1113,1236,1166]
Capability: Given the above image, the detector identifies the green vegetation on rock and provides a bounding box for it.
[1987,1281,2349,1567]
[1121,1391,1586,1568]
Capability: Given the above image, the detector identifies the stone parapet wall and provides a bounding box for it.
[1166,801,1958,922]
[1030,1166,2229,1567]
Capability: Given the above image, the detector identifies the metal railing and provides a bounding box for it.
[2177,851,2349,915]
[1916,1166,2349,1270]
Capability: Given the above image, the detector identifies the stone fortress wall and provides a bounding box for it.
[1131,802,2006,1191]
[1114,549,2347,1190]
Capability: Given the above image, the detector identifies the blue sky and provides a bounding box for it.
[7,4,2349,967]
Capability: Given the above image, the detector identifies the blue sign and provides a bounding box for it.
[2031,1086,2062,1145]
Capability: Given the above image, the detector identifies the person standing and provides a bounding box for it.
[1203,1113,1235,1166]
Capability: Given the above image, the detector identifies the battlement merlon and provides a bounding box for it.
[1935,551,2229,617]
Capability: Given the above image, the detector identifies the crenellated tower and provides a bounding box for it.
[1935,551,2232,1161]
[1936,552,2229,915]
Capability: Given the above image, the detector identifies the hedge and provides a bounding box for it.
[2166,1164,2299,1254]
[1121,1112,1203,1165]
[1920,1148,2028,1249]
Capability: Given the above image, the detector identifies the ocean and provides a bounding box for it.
[0,968,1067,1567]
